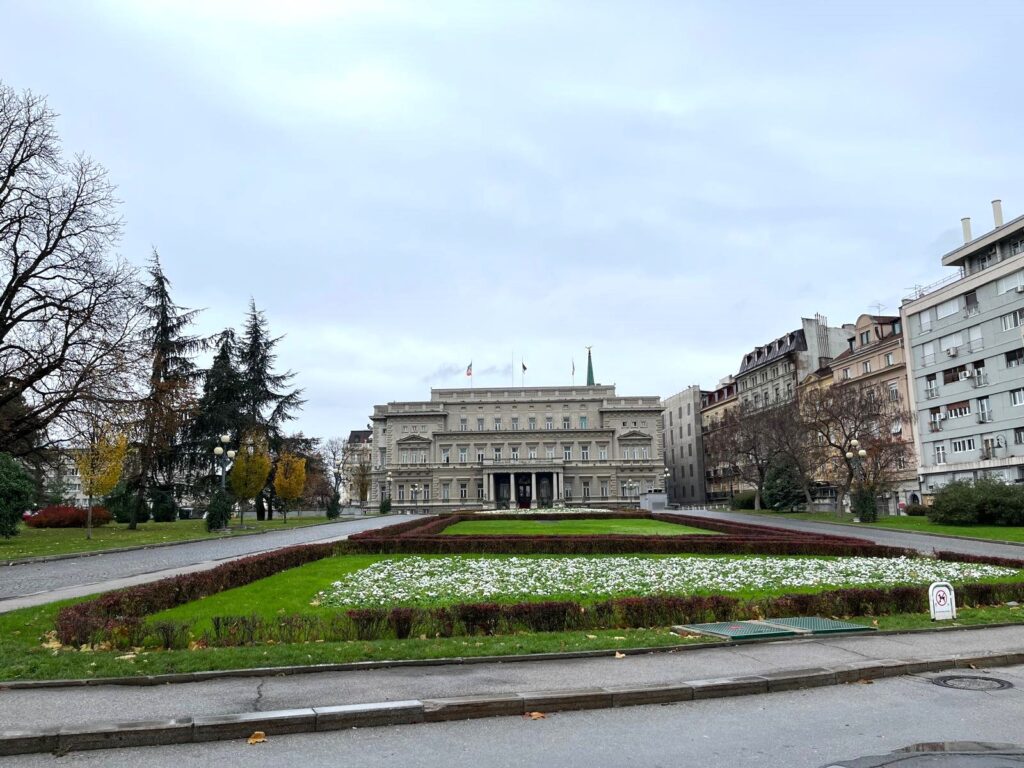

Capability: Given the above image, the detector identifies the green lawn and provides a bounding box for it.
[726,509,1024,544]
[442,518,719,537]
[0,515,337,561]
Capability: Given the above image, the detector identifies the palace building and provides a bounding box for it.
[370,381,664,511]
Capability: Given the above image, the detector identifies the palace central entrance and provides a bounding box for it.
[491,470,558,509]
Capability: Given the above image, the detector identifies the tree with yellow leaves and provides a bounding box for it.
[75,426,127,540]
[273,452,306,523]
[229,432,272,526]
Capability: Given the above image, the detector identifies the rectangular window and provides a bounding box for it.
[842,368,851,380]
[477,418,484,431]
[978,396,991,422]
[563,446,572,461]
[919,310,932,333]
[934,445,946,465]
[582,481,590,498]
[423,485,430,501]
[1015,427,1024,446]
[400,450,408,464]
[925,374,938,398]
[964,290,979,315]
[884,352,895,367]
[441,448,450,464]
[580,445,590,460]
[600,481,608,498]
[936,297,959,319]
[397,484,405,501]
[494,448,502,461]
[946,400,971,419]
[459,417,467,431]
[888,382,900,402]
[922,341,935,365]
[494,417,502,430]
[860,330,871,345]
[951,438,976,453]
[579,415,588,429]
[459,482,468,499]
[1002,309,1024,332]
[528,447,537,460]
[862,361,872,374]
[528,416,536,430]
[458,447,467,463]
[477,450,484,463]
[546,446,555,459]
[476,482,484,500]
[510,447,519,461]
[379,448,386,466]
[511,417,519,431]
[996,270,1024,294]
[642,447,650,460]
[564,482,573,500]
[442,483,450,501]
[562,416,571,430]
[599,446,608,460]
[1012,388,1024,407]
[1007,349,1024,368]
[545,417,553,430]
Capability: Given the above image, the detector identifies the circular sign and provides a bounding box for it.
[935,590,948,607]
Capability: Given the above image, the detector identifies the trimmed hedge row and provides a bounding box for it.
[140,580,1024,649]
[27,505,112,529]
[55,541,341,646]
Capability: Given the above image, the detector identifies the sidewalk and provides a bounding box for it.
[1,623,1022,756]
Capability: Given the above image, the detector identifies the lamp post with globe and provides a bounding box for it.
[212,434,236,491]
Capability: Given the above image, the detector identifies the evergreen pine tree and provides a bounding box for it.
[190,329,245,491]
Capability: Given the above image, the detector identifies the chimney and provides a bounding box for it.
[992,199,1004,228]
[961,217,972,243]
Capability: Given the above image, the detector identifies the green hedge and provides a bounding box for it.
[928,479,1024,526]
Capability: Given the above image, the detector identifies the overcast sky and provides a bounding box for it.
[3,0,1022,440]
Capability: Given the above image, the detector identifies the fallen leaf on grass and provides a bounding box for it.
[614,652,626,659]
[116,653,136,661]
[524,712,546,720]
[613,636,626,640]
[585,635,598,639]
[247,731,267,744]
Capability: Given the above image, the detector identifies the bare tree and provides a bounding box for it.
[800,381,912,511]
[706,403,780,509]
[770,400,829,505]
[340,437,371,505]
[0,83,141,457]
[321,437,345,498]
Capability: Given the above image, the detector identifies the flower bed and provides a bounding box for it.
[316,555,1019,608]
[474,506,615,515]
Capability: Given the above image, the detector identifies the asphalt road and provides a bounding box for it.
[4,664,1023,768]
[0,516,399,605]
[673,509,1024,559]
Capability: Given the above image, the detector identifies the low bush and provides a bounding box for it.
[904,504,929,517]
[0,452,34,539]
[928,479,1024,526]
[205,490,233,532]
[26,505,112,529]
[730,491,758,510]
[105,482,151,524]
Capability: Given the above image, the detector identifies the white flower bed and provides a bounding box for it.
[316,555,1017,608]
[475,506,613,515]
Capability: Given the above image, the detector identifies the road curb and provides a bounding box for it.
[1,518,363,568]
[3,620,1023,691]
[2,650,1023,757]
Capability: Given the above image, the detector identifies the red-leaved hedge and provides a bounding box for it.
[26,505,112,528]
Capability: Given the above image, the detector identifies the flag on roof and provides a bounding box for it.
[466,362,473,377]
[522,362,527,372]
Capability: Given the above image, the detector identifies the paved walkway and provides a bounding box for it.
[1,624,1021,730]
[0,516,399,611]
[672,508,1024,559]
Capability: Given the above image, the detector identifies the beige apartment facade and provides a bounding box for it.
[370,385,664,511]
[700,377,739,502]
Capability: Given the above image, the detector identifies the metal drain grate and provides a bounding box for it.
[931,675,1013,691]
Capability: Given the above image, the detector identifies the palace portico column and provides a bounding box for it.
[530,472,537,508]
[488,473,495,503]
[509,471,516,506]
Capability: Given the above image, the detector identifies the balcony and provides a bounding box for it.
[971,373,990,387]
[928,421,943,433]
[963,305,981,318]
[977,412,993,424]
[925,387,940,399]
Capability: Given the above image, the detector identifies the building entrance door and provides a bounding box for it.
[516,477,532,508]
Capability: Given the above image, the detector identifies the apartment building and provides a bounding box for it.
[700,376,738,502]
[901,200,1024,497]
[661,386,705,505]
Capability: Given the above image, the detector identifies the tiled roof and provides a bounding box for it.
[737,329,807,375]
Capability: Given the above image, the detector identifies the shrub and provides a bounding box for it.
[730,491,757,510]
[851,487,878,523]
[149,620,191,650]
[379,497,392,515]
[763,460,804,511]
[205,489,233,532]
[150,488,178,523]
[928,479,1024,526]
[326,492,341,520]
[106,482,151,524]
[0,453,34,539]
[26,505,112,528]
[904,503,928,517]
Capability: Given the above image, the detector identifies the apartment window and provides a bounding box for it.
[1011,388,1024,407]
[925,374,938,398]
[884,352,895,367]
[1002,309,1024,332]
[688,443,693,457]
[946,401,971,419]
[580,445,590,460]
[942,365,966,385]
[860,330,871,346]
[890,418,902,435]
[964,290,979,314]
[458,447,467,463]
[493,448,502,461]
[477,417,484,431]
[1015,428,1024,446]
[951,438,976,453]
[1007,349,1024,368]
[996,270,1024,294]
[441,448,450,464]
[687,423,692,436]
[423,485,430,501]
[934,445,946,465]
[528,447,537,460]
[888,382,900,402]
[459,482,468,499]
[786,382,793,398]
[564,482,573,500]
[600,481,608,498]
[936,297,959,319]
[510,447,519,461]
[862,361,872,374]
[545,417,553,430]
[978,396,992,422]
[582,481,591,498]
[598,446,608,460]
[511,417,519,431]
[919,310,932,333]
[476,482,484,500]
[397,484,405,501]
[546,446,555,459]
[842,368,851,381]
[773,386,780,401]
[441,482,450,501]
[476,450,484,463]
[579,415,588,429]
[922,341,935,365]
[563,446,572,461]
[494,417,502,430]
[562,416,571,430]
[528,416,536,430]
[459,417,467,431]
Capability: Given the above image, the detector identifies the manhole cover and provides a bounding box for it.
[931,675,1013,691]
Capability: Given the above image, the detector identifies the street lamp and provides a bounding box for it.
[386,472,393,501]
[844,438,873,521]
[212,434,236,490]
[411,482,419,513]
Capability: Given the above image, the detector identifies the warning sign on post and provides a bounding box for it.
[929,581,956,621]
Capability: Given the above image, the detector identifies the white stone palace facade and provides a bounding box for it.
[370,385,664,511]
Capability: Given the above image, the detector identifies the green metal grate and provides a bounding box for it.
[676,621,799,639]
[762,617,875,635]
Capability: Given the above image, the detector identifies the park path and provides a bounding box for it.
[671,508,1024,560]
[0,515,399,611]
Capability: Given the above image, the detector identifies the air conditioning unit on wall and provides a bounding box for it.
[947,347,959,357]
[1016,285,1024,293]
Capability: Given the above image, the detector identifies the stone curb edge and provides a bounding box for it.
[0,517,377,568]
[3,651,1022,757]
[3,620,1022,691]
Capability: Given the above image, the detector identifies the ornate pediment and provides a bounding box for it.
[396,434,432,444]
[617,430,653,442]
